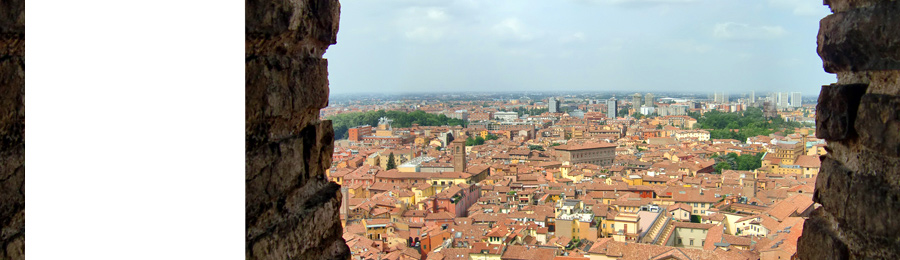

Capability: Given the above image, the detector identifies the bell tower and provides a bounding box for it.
[451,138,466,172]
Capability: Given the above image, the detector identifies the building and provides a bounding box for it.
[750,90,755,104]
[451,137,466,172]
[607,97,618,118]
[549,97,560,113]
[714,92,728,103]
[551,141,617,166]
[777,92,790,109]
[493,111,518,121]
[348,125,372,142]
[632,93,642,110]
[791,92,802,108]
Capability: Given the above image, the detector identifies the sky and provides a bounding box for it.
[324,0,834,95]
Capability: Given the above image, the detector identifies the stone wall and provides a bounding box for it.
[0,0,25,258]
[797,0,900,259]
[246,0,349,259]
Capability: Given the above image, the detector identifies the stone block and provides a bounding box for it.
[825,0,882,13]
[818,1,900,73]
[0,0,24,35]
[814,157,900,258]
[245,0,340,46]
[855,93,900,157]
[246,120,333,221]
[797,209,850,260]
[245,57,329,151]
[816,83,868,140]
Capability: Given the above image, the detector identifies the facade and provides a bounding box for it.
[791,92,802,108]
[549,97,560,113]
[632,93,642,110]
[645,93,654,107]
[551,142,617,166]
[348,125,372,142]
[607,98,618,118]
[493,111,518,121]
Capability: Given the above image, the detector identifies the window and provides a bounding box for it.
[690,239,694,246]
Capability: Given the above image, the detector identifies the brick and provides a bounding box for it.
[855,94,900,157]
[815,83,868,140]
[818,1,900,73]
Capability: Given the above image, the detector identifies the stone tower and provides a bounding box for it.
[246,0,350,259]
[451,138,466,172]
[797,0,900,259]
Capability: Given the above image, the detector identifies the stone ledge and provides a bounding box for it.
[816,83,868,140]
[855,93,900,157]
[818,1,900,73]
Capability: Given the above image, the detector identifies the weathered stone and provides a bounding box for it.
[0,8,24,259]
[246,0,347,259]
[836,70,900,95]
[814,157,900,258]
[825,0,883,13]
[0,0,24,35]
[818,1,900,73]
[245,57,330,152]
[816,83,868,140]
[855,94,900,157]
[245,0,340,46]
[798,209,850,260]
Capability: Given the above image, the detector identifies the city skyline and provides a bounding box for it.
[326,0,833,95]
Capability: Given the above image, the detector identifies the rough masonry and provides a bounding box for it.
[0,0,25,258]
[246,0,349,259]
[797,0,900,259]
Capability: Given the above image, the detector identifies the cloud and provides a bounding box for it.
[492,18,538,41]
[398,7,453,42]
[713,22,787,40]
[768,0,830,16]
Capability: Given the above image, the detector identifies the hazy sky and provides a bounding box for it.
[325,0,834,95]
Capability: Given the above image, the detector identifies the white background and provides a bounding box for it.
[28,0,244,258]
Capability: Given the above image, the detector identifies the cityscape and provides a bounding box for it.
[325,91,819,260]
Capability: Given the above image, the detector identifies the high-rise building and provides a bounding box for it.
[549,97,560,113]
[632,93,642,110]
[791,92,802,108]
[777,92,790,109]
[714,92,728,103]
[644,93,654,107]
[607,98,618,119]
[750,91,756,104]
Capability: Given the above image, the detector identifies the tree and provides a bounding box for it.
[632,112,645,119]
[386,153,397,170]
[475,136,485,145]
[528,145,544,151]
